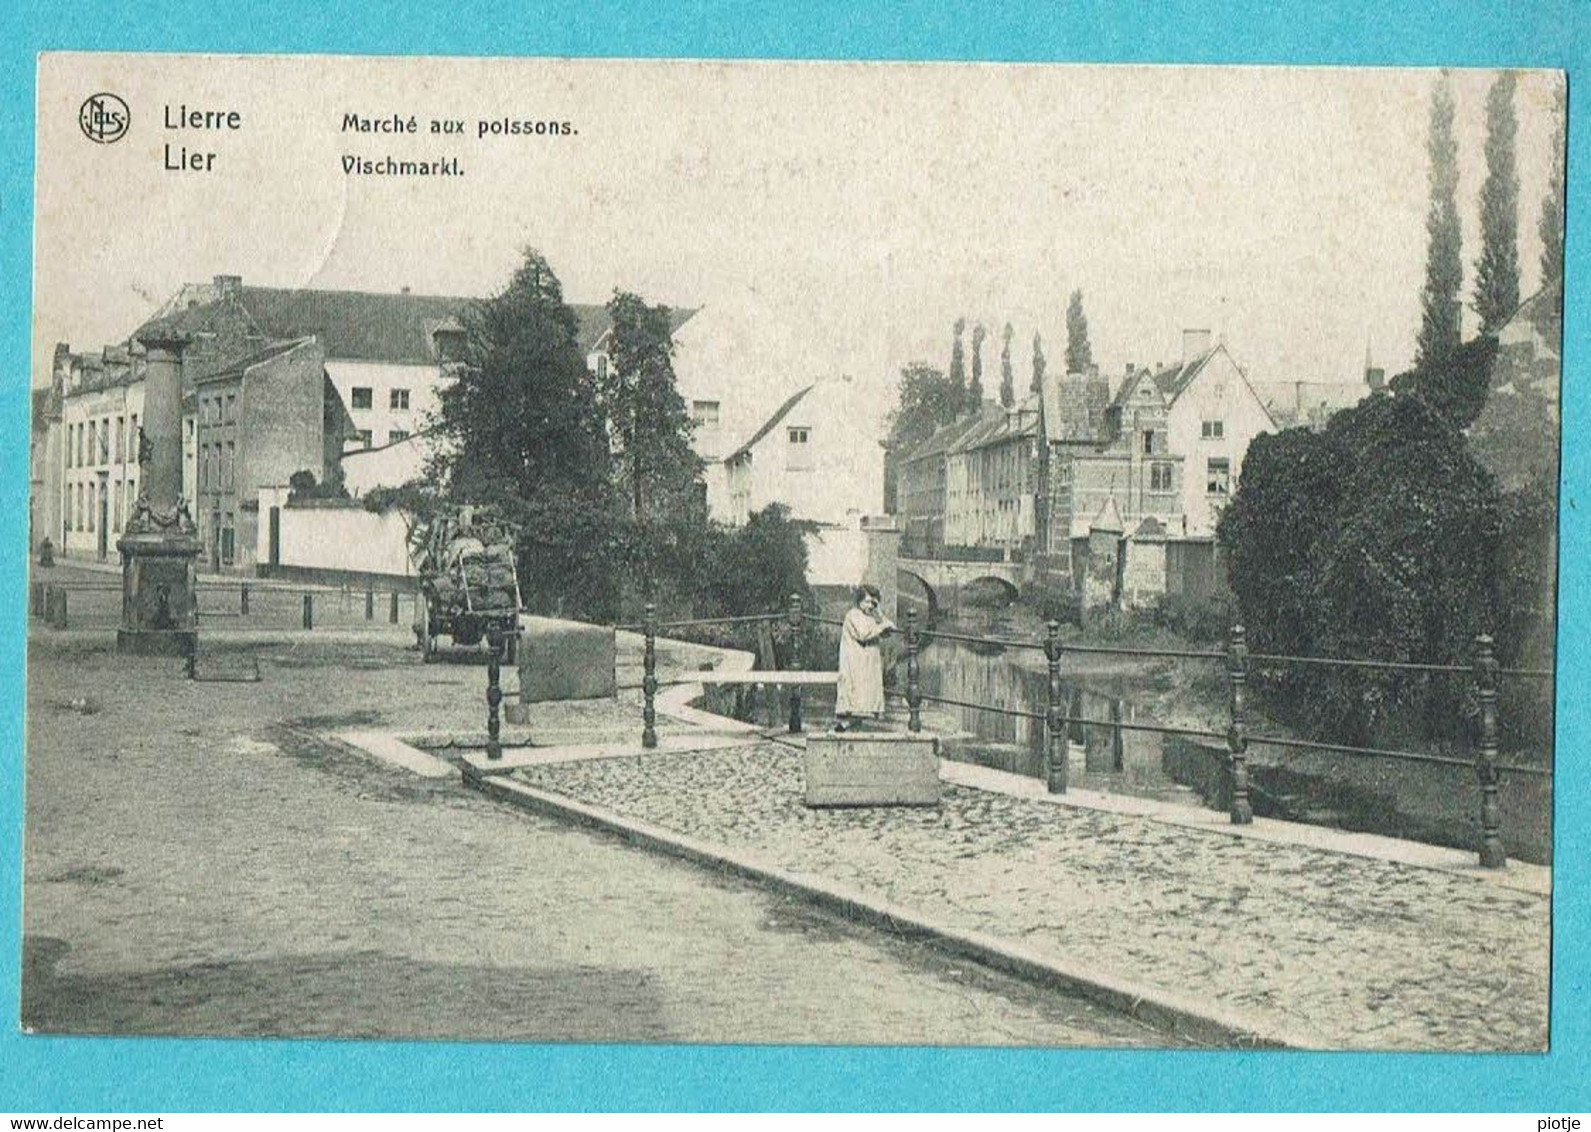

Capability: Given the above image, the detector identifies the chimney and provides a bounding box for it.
[401,285,411,294]
[212,274,242,297]
[1125,362,1136,378]
[1366,366,1386,392]
[1182,329,1212,364]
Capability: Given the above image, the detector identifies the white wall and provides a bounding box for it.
[1166,349,1276,536]
[256,486,416,578]
[724,377,884,528]
[326,360,444,453]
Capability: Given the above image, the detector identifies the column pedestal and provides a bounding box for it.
[117,528,201,656]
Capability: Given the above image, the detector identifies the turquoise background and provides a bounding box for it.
[0,0,1584,1112]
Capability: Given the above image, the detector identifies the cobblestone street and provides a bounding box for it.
[511,743,1551,1051]
[22,634,1170,1046]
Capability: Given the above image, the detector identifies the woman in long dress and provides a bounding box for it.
[835,584,897,731]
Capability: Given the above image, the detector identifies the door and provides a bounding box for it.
[268,506,281,568]
[211,511,222,571]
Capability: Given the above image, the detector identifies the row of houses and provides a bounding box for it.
[31,274,888,583]
[894,329,1382,604]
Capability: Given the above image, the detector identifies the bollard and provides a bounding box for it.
[48,587,67,629]
[240,584,249,616]
[184,634,198,680]
[30,581,44,617]
[1226,624,1253,824]
[390,591,400,624]
[1044,619,1067,794]
[1473,634,1505,868]
[786,593,805,734]
[905,609,922,733]
[365,588,375,621]
[641,602,658,749]
[302,593,314,630]
[485,634,504,761]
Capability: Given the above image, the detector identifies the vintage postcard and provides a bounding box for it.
[24,54,1562,1052]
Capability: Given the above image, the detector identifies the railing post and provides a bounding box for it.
[642,602,658,749]
[1226,624,1252,824]
[302,593,314,630]
[485,633,503,761]
[390,591,400,624]
[905,609,922,733]
[1474,633,1505,869]
[365,588,375,620]
[1044,619,1067,794]
[239,583,249,616]
[786,593,805,734]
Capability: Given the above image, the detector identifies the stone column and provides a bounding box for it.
[118,332,201,655]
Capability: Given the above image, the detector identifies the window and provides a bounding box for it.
[388,429,410,444]
[692,400,721,427]
[113,480,122,532]
[1141,429,1156,455]
[390,388,410,410]
[129,415,138,461]
[73,484,81,531]
[1151,461,1174,493]
[787,427,812,471]
[225,441,236,491]
[351,387,373,410]
[221,514,236,566]
[1206,457,1231,496]
[1202,420,1225,440]
[100,418,110,463]
[354,429,373,449]
[114,416,124,463]
[87,482,95,532]
[595,355,609,381]
[225,393,237,423]
[199,444,208,490]
[87,421,97,466]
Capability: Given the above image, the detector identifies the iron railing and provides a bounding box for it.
[639,596,1552,870]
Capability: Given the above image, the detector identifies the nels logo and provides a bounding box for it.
[79,93,130,144]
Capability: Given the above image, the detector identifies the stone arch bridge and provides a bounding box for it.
[897,555,1023,619]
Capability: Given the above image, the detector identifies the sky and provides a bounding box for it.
[33,56,1565,435]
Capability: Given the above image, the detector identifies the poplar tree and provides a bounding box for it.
[999,322,1015,407]
[1065,290,1093,373]
[949,317,967,407]
[1031,332,1047,394]
[969,322,987,409]
[1538,84,1566,290]
[1416,71,1463,368]
[1473,71,1521,334]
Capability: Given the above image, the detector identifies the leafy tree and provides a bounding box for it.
[430,248,620,619]
[599,291,705,526]
[1416,71,1463,369]
[999,322,1015,407]
[1065,290,1093,373]
[1031,331,1047,394]
[1473,71,1521,334]
[1218,337,1505,745]
[949,318,967,403]
[886,362,962,453]
[1538,84,1565,290]
[969,322,987,408]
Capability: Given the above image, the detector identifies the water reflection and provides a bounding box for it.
[907,636,1206,807]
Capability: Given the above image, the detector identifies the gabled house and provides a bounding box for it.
[720,375,883,529]
[1119,332,1277,538]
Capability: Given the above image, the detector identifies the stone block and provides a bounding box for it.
[518,616,616,702]
[804,731,941,807]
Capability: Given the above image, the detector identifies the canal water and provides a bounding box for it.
[715,614,1552,865]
